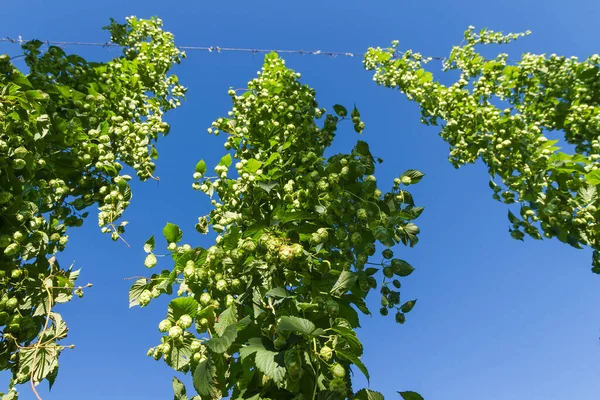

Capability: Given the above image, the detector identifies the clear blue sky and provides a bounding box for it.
[2,1,600,399]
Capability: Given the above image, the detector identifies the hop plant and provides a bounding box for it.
[136,53,423,399]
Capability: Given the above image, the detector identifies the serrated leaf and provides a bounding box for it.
[578,185,597,204]
[400,299,417,313]
[278,316,321,336]
[219,153,232,167]
[330,271,357,296]
[195,160,207,174]
[168,334,194,372]
[205,324,237,353]
[173,377,187,400]
[266,287,289,298]
[214,306,237,336]
[333,104,348,117]
[239,339,286,386]
[245,158,263,173]
[318,391,345,400]
[18,345,59,385]
[585,170,600,185]
[163,222,183,243]
[144,235,155,253]
[257,181,277,193]
[255,348,287,386]
[336,349,369,382]
[354,388,384,400]
[129,278,150,308]
[391,259,414,277]
[193,358,218,398]
[401,169,425,184]
[168,297,199,320]
[276,210,316,223]
[398,391,424,400]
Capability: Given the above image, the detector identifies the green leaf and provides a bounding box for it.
[193,358,218,398]
[585,170,600,185]
[18,345,59,384]
[331,319,363,355]
[330,271,358,296]
[354,388,384,400]
[336,349,369,382]
[257,181,277,193]
[579,185,597,204]
[398,391,424,400]
[391,259,415,277]
[205,324,237,353]
[214,306,238,336]
[263,152,280,166]
[277,316,322,336]
[129,278,150,308]
[219,153,232,167]
[355,140,372,158]
[276,210,316,223]
[239,338,287,386]
[168,297,199,320]
[163,222,183,243]
[245,158,263,173]
[333,104,348,117]
[508,211,519,224]
[25,90,48,101]
[255,348,287,386]
[318,391,345,400]
[173,377,187,400]
[400,299,417,313]
[169,335,194,371]
[351,104,360,119]
[401,169,425,184]
[266,287,289,298]
[144,235,155,253]
[195,160,207,174]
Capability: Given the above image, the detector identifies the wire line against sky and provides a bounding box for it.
[0,36,446,61]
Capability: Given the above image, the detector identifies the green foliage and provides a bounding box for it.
[0,16,185,394]
[138,53,424,398]
[364,27,600,273]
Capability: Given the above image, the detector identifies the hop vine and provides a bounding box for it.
[364,26,600,273]
[133,53,424,399]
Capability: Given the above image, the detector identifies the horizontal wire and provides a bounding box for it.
[0,36,446,61]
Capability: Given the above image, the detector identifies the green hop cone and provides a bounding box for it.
[200,292,212,306]
[395,312,406,324]
[329,378,346,394]
[382,249,393,259]
[12,159,26,170]
[356,208,368,220]
[331,363,346,379]
[5,298,18,310]
[325,300,339,317]
[177,314,193,329]
[319,346,333,362]
[139,290,152,307]
[168,326,183,339]
[3,243,20,257]
[383,266,394,278]
[158,319,172,332]
[216,279,228,292]
[144,253,157,268]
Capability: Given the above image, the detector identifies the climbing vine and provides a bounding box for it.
[133,53,424,399]
[364,27,600,272]
[0,16,185,398]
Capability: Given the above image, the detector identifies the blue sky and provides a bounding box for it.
[2,1,600,399]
